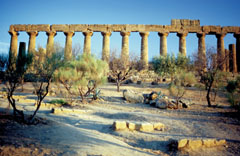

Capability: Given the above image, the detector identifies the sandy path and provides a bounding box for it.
[1,83,240,155]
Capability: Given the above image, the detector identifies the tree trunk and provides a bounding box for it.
[117,81,120,92]
[206,81,213,107]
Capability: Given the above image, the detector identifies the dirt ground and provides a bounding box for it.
[0,82,240,156]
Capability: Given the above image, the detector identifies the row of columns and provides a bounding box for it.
[8,30,240,72]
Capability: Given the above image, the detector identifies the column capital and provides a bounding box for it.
[215,33,226,38]
[234,33,240,38]
[64,31,75,37]
[139,31,149,37]
[101,31,112,37]
[46,31,57,37]
[158,32,169,37]
[83,31,93,37]
[27,31,38,37]
[177,32,188,37]
[196,32,206,38]
[8,30,19,36]
[120,31,131,36]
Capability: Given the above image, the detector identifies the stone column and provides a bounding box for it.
[139,32,149,68]
[64,31,75,60]
[158,32,169,56]
[216,33,226,71]
[101,31,112,62]
[234,33,240,72]
[177,32,188,56]
[225,49,229,72]
[27,31,38,54]
[120,31,131,61]
[46,31,57,57]
[83,31,93,54]
[197,33,207,70]
[8,30,19,59]
[229,44,237,73]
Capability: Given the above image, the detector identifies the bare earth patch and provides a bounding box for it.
[0,83,240,156]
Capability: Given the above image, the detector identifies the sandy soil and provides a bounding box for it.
[0,82,240,156]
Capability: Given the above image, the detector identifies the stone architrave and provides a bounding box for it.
[101,31,112,62]
[27,31,38,54]
[158,32,169,56]
[8,30,19,59]
[229,44,237,73]
[177,32,188,56]
[120,31,131,61]
[139,32,149,68]
[234,33,240,72]
[197,33,207,71]
[46,31,57,57]
[225,49,230,72]
[64,31,75,60]
[83,31,93,54]
[216,33,226,71]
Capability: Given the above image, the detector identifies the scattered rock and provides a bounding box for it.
[123,89,144,103]
[137,81,142,85]
[155,99,168,109]
[113,121,127,130]
[151,81,158,85]
[149,91,158,101]
[167,102,177,109]
[153,122,165,131]
[52,108,90,114]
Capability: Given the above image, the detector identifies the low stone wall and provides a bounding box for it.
[113,121,165,132]
[170,138,227,151]
[52,107,91,114]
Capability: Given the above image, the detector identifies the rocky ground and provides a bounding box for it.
[0,82,240,156]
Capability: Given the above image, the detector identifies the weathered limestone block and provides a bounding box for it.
[180,19,190,26]
[145,25,163,32]
[113,121,127,130]
[215,139,226,146]
[153,122,165,131]
[123,89,144,103]
[188,140,203,149]
[30,24,50,31]
[186,26,201,33]
[202,26,211,33]
[190,20,200,26]
[52,24,70,32]
[127,122,136,131]
[12,24,27,31]
[209,25,221,33]
[171,19,181,26]
[111,24,126,32]
[139,123,154,132]
[222,26,239,33]
[202,139,216,148]
[70,24,88,32]
[178,139,188,149]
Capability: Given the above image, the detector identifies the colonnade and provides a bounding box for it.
[8,23,240,72]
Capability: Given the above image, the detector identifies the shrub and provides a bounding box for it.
[55,54,108,103]
[226,76,240,111]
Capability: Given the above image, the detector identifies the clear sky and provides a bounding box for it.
[0,0,240,60]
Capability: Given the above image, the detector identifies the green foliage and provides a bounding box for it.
[226,76,240,111]
[55,53,108,103]
[49,99,68,106]
[152,53,191,81]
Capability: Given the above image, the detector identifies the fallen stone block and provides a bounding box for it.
[153,122,165,131]
[178,139,188,149]
[127,122,136,131]
[139,123,154,132]
[123,89,144,103]
[113,121,127,131]
[188,139,203,149]
[202,139,216,148]
[215,139,226,146]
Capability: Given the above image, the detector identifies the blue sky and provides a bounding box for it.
[0,0,240,60]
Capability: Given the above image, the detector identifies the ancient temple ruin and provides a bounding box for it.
[8,19,240,72]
